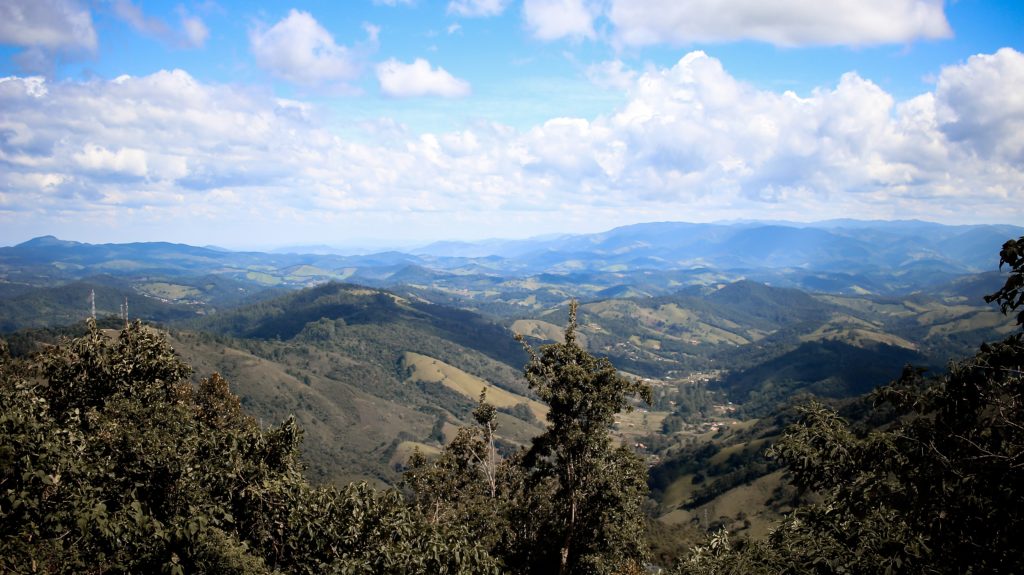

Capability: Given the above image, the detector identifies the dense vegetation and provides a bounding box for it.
[0,321,499,573]
[0,304,651,573]
[674,236,1024,574]
[2,236,1022,573]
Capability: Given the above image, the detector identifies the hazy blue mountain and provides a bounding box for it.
[2,221,1020,312]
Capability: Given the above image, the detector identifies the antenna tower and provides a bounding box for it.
[90,289,96,320]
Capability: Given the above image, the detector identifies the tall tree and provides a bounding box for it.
[403,390,510,553]
[515,301,652,575]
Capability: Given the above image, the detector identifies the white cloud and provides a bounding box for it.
[249,10,366,87]
[111,1,209,49]
[586,60,636,90]
[376,58,471,98]
[73,144,149,178]
[112,1,168,41]
[935,48,1024,164]
[1,50,1022,245]
[178,8,210,48]
[0,0,96,73]
[0,0,96,51]
[363,23,381,45]
[447,0,509,18]
[607,0,952,47]
[523,0,597,41]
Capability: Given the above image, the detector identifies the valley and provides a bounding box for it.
[1,220,1020,546]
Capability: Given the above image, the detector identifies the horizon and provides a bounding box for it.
[5,216,1022,254]
[1,1,1022,248]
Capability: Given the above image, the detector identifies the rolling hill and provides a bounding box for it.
[162,282,539,485]
[3,221,1021,329]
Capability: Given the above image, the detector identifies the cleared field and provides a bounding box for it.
[494,412,546,446]
[511,319,565,343]
[800,314,917,349]
[916,304,989,325]
[815,295,916,318]
[926,310,1014,338]
[708,438,769,467]
[389,441,441,468]
[614,409,669,436]
[628,335,662,350]
[659,470,787,538]
[245,271,282,285]
[286,265,330,277]
[585,300,750,346]
[135,282,202,300]
[660,473,698,513]
[403,352,548,422]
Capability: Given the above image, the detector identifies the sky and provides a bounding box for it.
[0,0,1022,250]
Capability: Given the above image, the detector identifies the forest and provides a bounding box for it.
[1,236,1022,573]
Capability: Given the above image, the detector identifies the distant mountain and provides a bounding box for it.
[538,278,1009,380]
[406,221,1021,298]
[2,221,1020,320]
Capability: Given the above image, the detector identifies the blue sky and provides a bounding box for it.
[1,0,1022,249]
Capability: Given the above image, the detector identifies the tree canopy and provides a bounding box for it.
[676,237,1024,575]
[0,320,498,574]
[2,306,652,574]
[404,301,653,575]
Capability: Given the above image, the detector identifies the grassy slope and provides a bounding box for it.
[169,331,439,486]
[401,351,549,425]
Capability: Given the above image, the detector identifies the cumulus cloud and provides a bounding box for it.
[0,0,96,51]
[376,58,471,98]
[523,0,597,41]
[1,49,1022,244]
[608,0,951,47]
[250,10,372,87]
[0,0,96,73]
[935,48,1024,164]
[73,144,149,178]
[448,0,509,18]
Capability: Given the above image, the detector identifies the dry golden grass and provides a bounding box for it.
[403,351,548,422]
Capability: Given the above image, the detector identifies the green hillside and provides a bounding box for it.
[148,283,544,484]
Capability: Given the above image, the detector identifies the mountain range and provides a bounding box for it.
[1,219,1020,496]
[3,220,1020,300]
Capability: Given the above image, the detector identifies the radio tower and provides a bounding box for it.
[90,289,96,321]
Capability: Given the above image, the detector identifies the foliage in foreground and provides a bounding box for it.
[0,321,498,574]
[676,237,1024,575]
[1,304,652,574]
[404,301,653,575]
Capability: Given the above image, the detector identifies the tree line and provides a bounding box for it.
[0,301,651,574]
[2,237,1023,573]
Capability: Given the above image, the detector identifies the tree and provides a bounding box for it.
[985,235,1024,328]
[403,390,510,554]
[676,238,1024,575]
[1,320,500,574]
[405,304,653,574]
[514,301,652,575]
